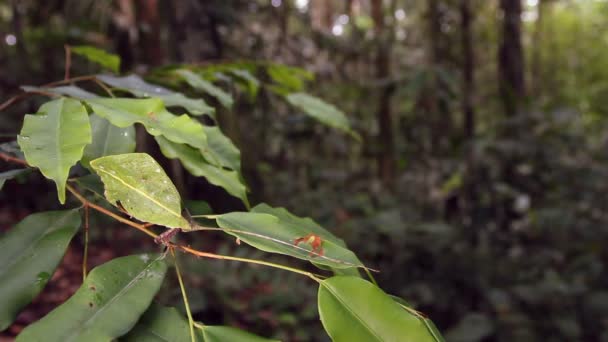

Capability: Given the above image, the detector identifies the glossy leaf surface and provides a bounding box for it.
[97,74,214,116]
[318,276,439,342]
[0,210,81,330]
[91,153,189,229]
[82,114,136,168]
[17,98,92,203]
[17,254,167,342]
[156,136,248,205]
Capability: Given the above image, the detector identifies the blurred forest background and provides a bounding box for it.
[1,0,608,341]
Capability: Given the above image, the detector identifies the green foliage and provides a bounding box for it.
[17,98,92,203]
[97,74,215,116]
[17,254,167,342]
[0,210,81,330]
[82,114,136,168]
[0,51,444,341]
[156,136,248,205]
[286,93,361,141]
[214,209,363,269]
[176,69,234,108]
[123,305,279,342]
[318,276,439,342]
[91,153,190,229]
[71,45,120,73]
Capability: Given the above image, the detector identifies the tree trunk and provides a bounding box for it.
[498,0,526,116]
[531,0,549,98]
[372,0,396,184]
[461,0,475,141]
[137,0,163,66]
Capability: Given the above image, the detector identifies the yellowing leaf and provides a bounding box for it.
[90,153,189,229]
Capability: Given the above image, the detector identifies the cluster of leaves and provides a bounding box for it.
[0,47,445,341]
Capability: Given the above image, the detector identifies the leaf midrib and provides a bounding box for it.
[321,281,383,342]
[65,256,163,341]
[95,166,183,222]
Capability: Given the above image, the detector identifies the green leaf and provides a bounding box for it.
[120,304,190,342]
[423,318,446,342]
[214,209,363,269]
[0,168,30,190]
[72,174,106,201]
[228,69,260,98]
[0,210,81,330]
[318,276,439,342]
[285,93,360,141]
[202,126,241,171]
[267,64,313,92]
[200,326,279,342]
[82,114,136,168]
[122,305,279,342]
[16,254,168,342]
[17,98,92,203]
[252,204,362,273]
[21,85,100,99]
[97,74,215,116]
[86,98,208,151]
[156,136,248,206]
[71,45,120,73]
[184,200,213,216]
[90,153,189,229]
[176,69,234,108]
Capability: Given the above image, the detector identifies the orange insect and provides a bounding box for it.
[294,233,324,257]
[147,112,158,122]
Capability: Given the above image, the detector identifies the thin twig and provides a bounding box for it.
[0,152,28,166]
[0,74,99,112]
[0,94,26,112]
[93,79,115,97]
[42,75,98,88]
[64,45,72,80]
[66,184,158,239]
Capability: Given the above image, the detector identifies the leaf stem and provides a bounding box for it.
[64,45,72,81]
[174,244,322,282]
[0,152,28,166]
[171,248,196,342]
[66,184,158,239]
